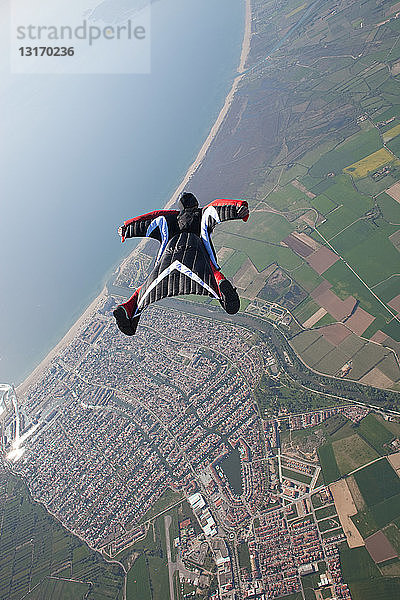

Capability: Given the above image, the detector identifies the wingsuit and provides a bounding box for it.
[113,192,249,335]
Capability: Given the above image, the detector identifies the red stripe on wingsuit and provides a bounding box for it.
[124,210,179,227]
[206,199,249,221]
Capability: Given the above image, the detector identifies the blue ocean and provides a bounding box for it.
[0,0,245,384]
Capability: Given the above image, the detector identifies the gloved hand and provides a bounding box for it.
[118,225,126,242]
[238,204,249,220]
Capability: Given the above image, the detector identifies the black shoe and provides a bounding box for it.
[113,306,140,336]
[219,279,240,314]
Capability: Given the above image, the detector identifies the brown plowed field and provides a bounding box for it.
[293,231,320,251]
[365,530,398,563]
[307,246,339,275]
[360,367,394,389]
[389,294,400,312]
[344,307,375,336]
[311,286,357,321]
[283,234,314,258]
[320,323,351,346]
[311,279,332,297]
[386,182,400,202]
[370,330,388,343]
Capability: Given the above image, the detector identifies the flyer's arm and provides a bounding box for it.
[119,210,179,242]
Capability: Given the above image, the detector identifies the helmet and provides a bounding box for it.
[178,191,198,210]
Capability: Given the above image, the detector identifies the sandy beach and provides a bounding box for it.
[17,0,253,398]
[239,0,252,73]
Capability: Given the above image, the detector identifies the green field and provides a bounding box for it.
[127,555,151,600]
[381,417,400,438]
[0,472,124,600]
[380,559,400,578]
[291,330,323,353]
[215,231,302,271]
[266,185,311,212]
[339,334,366,357]
[388,135,400,158]
[332,434,379,475]
[385,523,400,554]
[281,467,312,485]
[318,443,340,484]
[372,276,400,306]
[310,127,382,178]
[293,298,321,323]
[322,177,373,213]
[26,579,91,600]
[338,227,400,288]
[323,261,396,333]
[316,205,359,239]
[351,490,400,539]
[313,347,351,376]
[312,312,335,327]
[123,517,170,600]
[356,413,394,454]
[292,265,323,294]
[220,250,248,278]
[314,505,337,520]
[378,349,400,381]
[311,193,337,214]
[372,493,400,529]
[377,193,400,225]
[350,343,391,380]
[340,543,400,600]
[300,336,335,367]
[353,459,400,507]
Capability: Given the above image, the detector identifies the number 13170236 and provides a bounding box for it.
[19,47,75,56]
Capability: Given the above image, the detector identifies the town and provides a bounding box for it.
[1,254,372,599]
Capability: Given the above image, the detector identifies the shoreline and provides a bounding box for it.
[17,288,107,396]
[17,0,252,398]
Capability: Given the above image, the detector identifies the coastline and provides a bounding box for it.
[17,288,107,396]
[239,0,252,74]
[17,0,252,398]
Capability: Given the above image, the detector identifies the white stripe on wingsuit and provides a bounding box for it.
[137,259,219,309]
[146,216,169,264]
[200,205,220,269]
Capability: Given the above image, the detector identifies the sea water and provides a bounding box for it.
[0,0,245,384]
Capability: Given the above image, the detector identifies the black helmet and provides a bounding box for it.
[179,191,198,210]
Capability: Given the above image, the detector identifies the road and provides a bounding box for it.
[164,515,176,600]
[347,454,386,477]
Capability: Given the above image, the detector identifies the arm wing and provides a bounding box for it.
[121,210,179,242]
[200,199,249,268]
[201,199,249,229]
